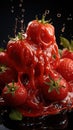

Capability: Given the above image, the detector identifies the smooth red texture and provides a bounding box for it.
[2,82,27,106]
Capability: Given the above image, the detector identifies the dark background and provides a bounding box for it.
[0,1,73,130]
[0,0,73,48]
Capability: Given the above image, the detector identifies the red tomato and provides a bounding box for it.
[26,19,55,48]
[0,50,14,68]
[61,48,73,60]
[60,37,73,60]
[41,70,69,101]
[7,38,34,72]
[7,39,25,72]
[2,82,27,106]
[0,65,18,89]
[0,50,18,92]
[56,58,73,82]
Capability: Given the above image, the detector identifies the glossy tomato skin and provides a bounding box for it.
[56,58,73,82]
[47,42,60,70]
[41,71,69,102]
[26,20,56,48]
[0,50,14,68]
[7,40,25,72]
[7,39,34,72]
[0,50,8,64]
[2,82,27,106]
[61,48,73,60]
[0,66,18,87]
[0,51,18,92]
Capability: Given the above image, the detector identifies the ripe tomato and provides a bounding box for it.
[0,65,18,88]
[2,81,27,106]
[0,50,14,68]
[0,50,18,92]
[60,36,73,60]
[26,19,55,48]
[56,58,73,82]
[7,39,25,72]
[7,37,34,72]
[41,70,69,101]
[61,48,73,60]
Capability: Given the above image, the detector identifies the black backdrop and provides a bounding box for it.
[0,1,73,130]
[0,0,73,48]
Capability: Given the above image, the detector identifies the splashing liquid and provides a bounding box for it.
[10,0,25,36]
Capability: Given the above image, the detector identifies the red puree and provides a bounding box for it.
[0,19,73,118]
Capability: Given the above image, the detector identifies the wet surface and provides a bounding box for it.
[0,107,73,130]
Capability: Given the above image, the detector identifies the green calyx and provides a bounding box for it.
[36,15,51,24]
[0,65,7,73]
[10,32,26,41]
[60,36,73,52]
[36,14,52,24]
[5,81,18,95]
[45,76,61,94]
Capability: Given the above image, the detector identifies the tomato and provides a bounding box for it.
[61,48,73,60]
[60,37,73,60]
[7,36,34,72]
[7,39,25,72]
[2,81,27,106]
[56,58,73,82]
[41,70,69,101]
[0,65,18,88]
[0,50,18,92]
[26,18,55,48]
[0,50,14,68]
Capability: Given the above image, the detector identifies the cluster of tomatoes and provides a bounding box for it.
[0,16,73,118]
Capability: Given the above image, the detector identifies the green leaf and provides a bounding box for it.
[0,48,4,52]
[60,36,70,49]
[9,109,23,121]
[45,76,61,94]
[71,40,73,51]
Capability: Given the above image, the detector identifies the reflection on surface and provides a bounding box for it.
[0,108,73,130]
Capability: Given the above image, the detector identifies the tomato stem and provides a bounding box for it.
[5,81,18,95]
[0,65,7,73]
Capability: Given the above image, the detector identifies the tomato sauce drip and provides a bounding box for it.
[0,22,73,118]
[13,38,73,117]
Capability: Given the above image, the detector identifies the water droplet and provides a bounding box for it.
[61,27,65,32]
[12,6,14,9]
[20,19,24,32]
[22,14,24,18]
[20,0,23,3]
[67,17,72,21]
[67,13,72,21]
[43,10,50,17]
[21,8,25,13]
[57,13,61,18]
[61,23,66,33]
[3,40,6,43]
[19,3,22,8]
[11,9,14,13]
[10,0,25,35]
[14,18,18,36]
[69,13,72,16]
